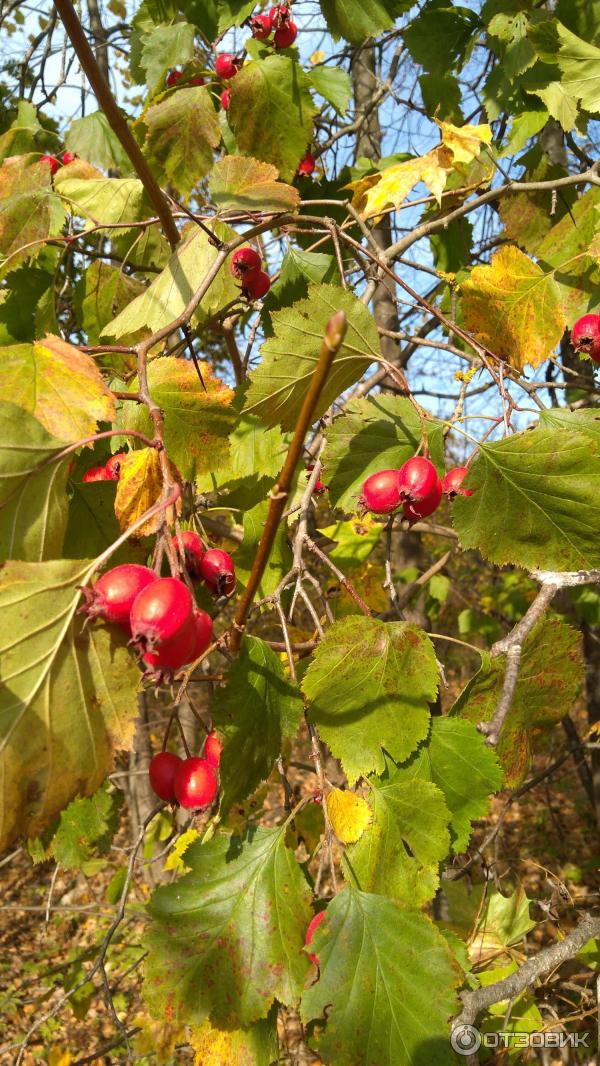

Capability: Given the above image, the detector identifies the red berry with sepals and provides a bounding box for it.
[402,477,442,522]
[571,313,600,363]
[397,456,439,504]
[81,564,157,628]
[174,757,218,809]
[250,13,272,38]
[230,246,262,281]
[215,53,241,80]
[130,576,194,650]
[149,751,182,802]
[166,69,183,88]
[172,529,205,579]
[142,617,197,674]
[199,548,236,597]
[274,20,297,47]
[82,465,108,483]
[442,466,473,499]
[305,911,325,966]
[269,4,291,28]
[189,74,205,86]
[297,152,315,177]
[221,88,231,110]
[104,452,127,480]
[40,154,60,175]
[243,270,271,299]
[204,732,222,768]
[359,469,402,514]
[61,151,76,165]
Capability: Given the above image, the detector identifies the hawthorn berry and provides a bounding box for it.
[190,607,214,658]
[221,88,231,110]
[274,20,297,47]
[166,69,183,88]
[297,152,315,177]
[204,732,222,768]
[40,154,60,175]
[149,751,182,802]
[215,53,241,80]
[130,576,194,650]
[306,464,326,493]
[269,4,291,27]
[82,465,108,483]
[142,620,198,674]
[174,757,218,808]
[397,456,439,504]
[243,270,271,300]
[230,246,262,280]
[189,74,205,86]
[442,466,473,499]
[199,548,236,597]
[61,151,76,165]
[250,13,272,38]
[82,564,157,628]
[571,313,600,363]
[104,452,127,480]
[305,911,325,966]
[402,476,442,522]
[359,469,402,514]
[172,529,205,578]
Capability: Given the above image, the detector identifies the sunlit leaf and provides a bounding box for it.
[326,787,372,844]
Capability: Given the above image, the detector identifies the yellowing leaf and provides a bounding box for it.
[114,448,182,536]
[437,119,492,166]
[133,1013,185,1064]
[209,155,300,214]
[325,787,372,844]
[48,1050,72,1066]
[163,827,199,872]
[310,50,325,65]
[189,1017,274,1065]
[461,245,565,370]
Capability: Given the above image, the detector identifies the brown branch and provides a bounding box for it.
[53,0,180,250]
[228,310,348,652]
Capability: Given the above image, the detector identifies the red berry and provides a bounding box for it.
[571,313,600,363]
[402,477,442,522]
[166,69,183,88]
[82,564,157,628]
[189,74,205,86]
[274,20,297,47]
[40,154,60,175]
[269,4,291,28]
[61,151,76,165]
[397,456,439,504]
[142,618,197,674]
[243,270,271,300]
[297,152,315,176]
[173,530,205,579]
[174,757,218,809]
[215,53,241,80]
[130,577,194,650]
[230,246,262,280]
[221,88,231,110]
[359,469,402,514]
[250,13,272,38]
[306,465,326,493]
[204,732,222,768]
[442,466,473,499]
[104,452,127,481]
[305,910,325,966]
[190,607,213,658]
[149,751,182,801]
[199,548,236,597]
[82,464,108,483]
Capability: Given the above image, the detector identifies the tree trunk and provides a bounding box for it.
[86,0,109,85]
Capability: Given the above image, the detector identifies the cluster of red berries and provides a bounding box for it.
[149,732,221,808]
[166,69,206,89]
[571,313,600,363]
[360,457,472,521]
[39,151,76,176]
[82,451,127,483]
[175,530,236,598]
[229,245,271,300]
[249,4,298,48]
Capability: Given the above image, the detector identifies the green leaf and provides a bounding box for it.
[179,0,218,40]
[535,186,600,273]
[301,888,459,1066]
[143,86,221,198]
[302,617,438,785]
[234,499,293,598]
[212,636,303,817]
[419,72,463,123]
[529,18,600,116]
[140,22,196,96]
[452,617,583,786]
[452,419,600,571]
[208,155,300,214]
[526,81,577,131]
[473,886,535,950]
[403,0,480,74]
[265,247,340,320]
[103,222,238,337]
[0,560,141,851]
[498,110,549,158]
[0,402,69,562]
[310,65,352,116]
[498,151,577,255]
[74,261,147,346]
[63,481,147,566]
[0,260,56,343]
[48,783,122,869]
[57,177,152,229]
[0,157,65,279]
[0,100,42,162]
[144,826,312,1026]
[320,0,411,43]
[243,284,381,431]
[324,395,444,511]
[65,112,133,174]
[345,775,451,905]
[225,414,287,482]
[394,718,503,852]
[228,56,316,182]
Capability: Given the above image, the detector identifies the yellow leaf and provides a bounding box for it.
[310,50,325,65]
[133,1013,185,1063]
[325,787,371,844]
[48,1050,72,1066]
[114,447,182,536]
[348,151,451,220]
[163,827,199,872]
[189,1019,266,1065]
[437,119,492,166]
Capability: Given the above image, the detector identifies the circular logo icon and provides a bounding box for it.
[451,1024,482,1056]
